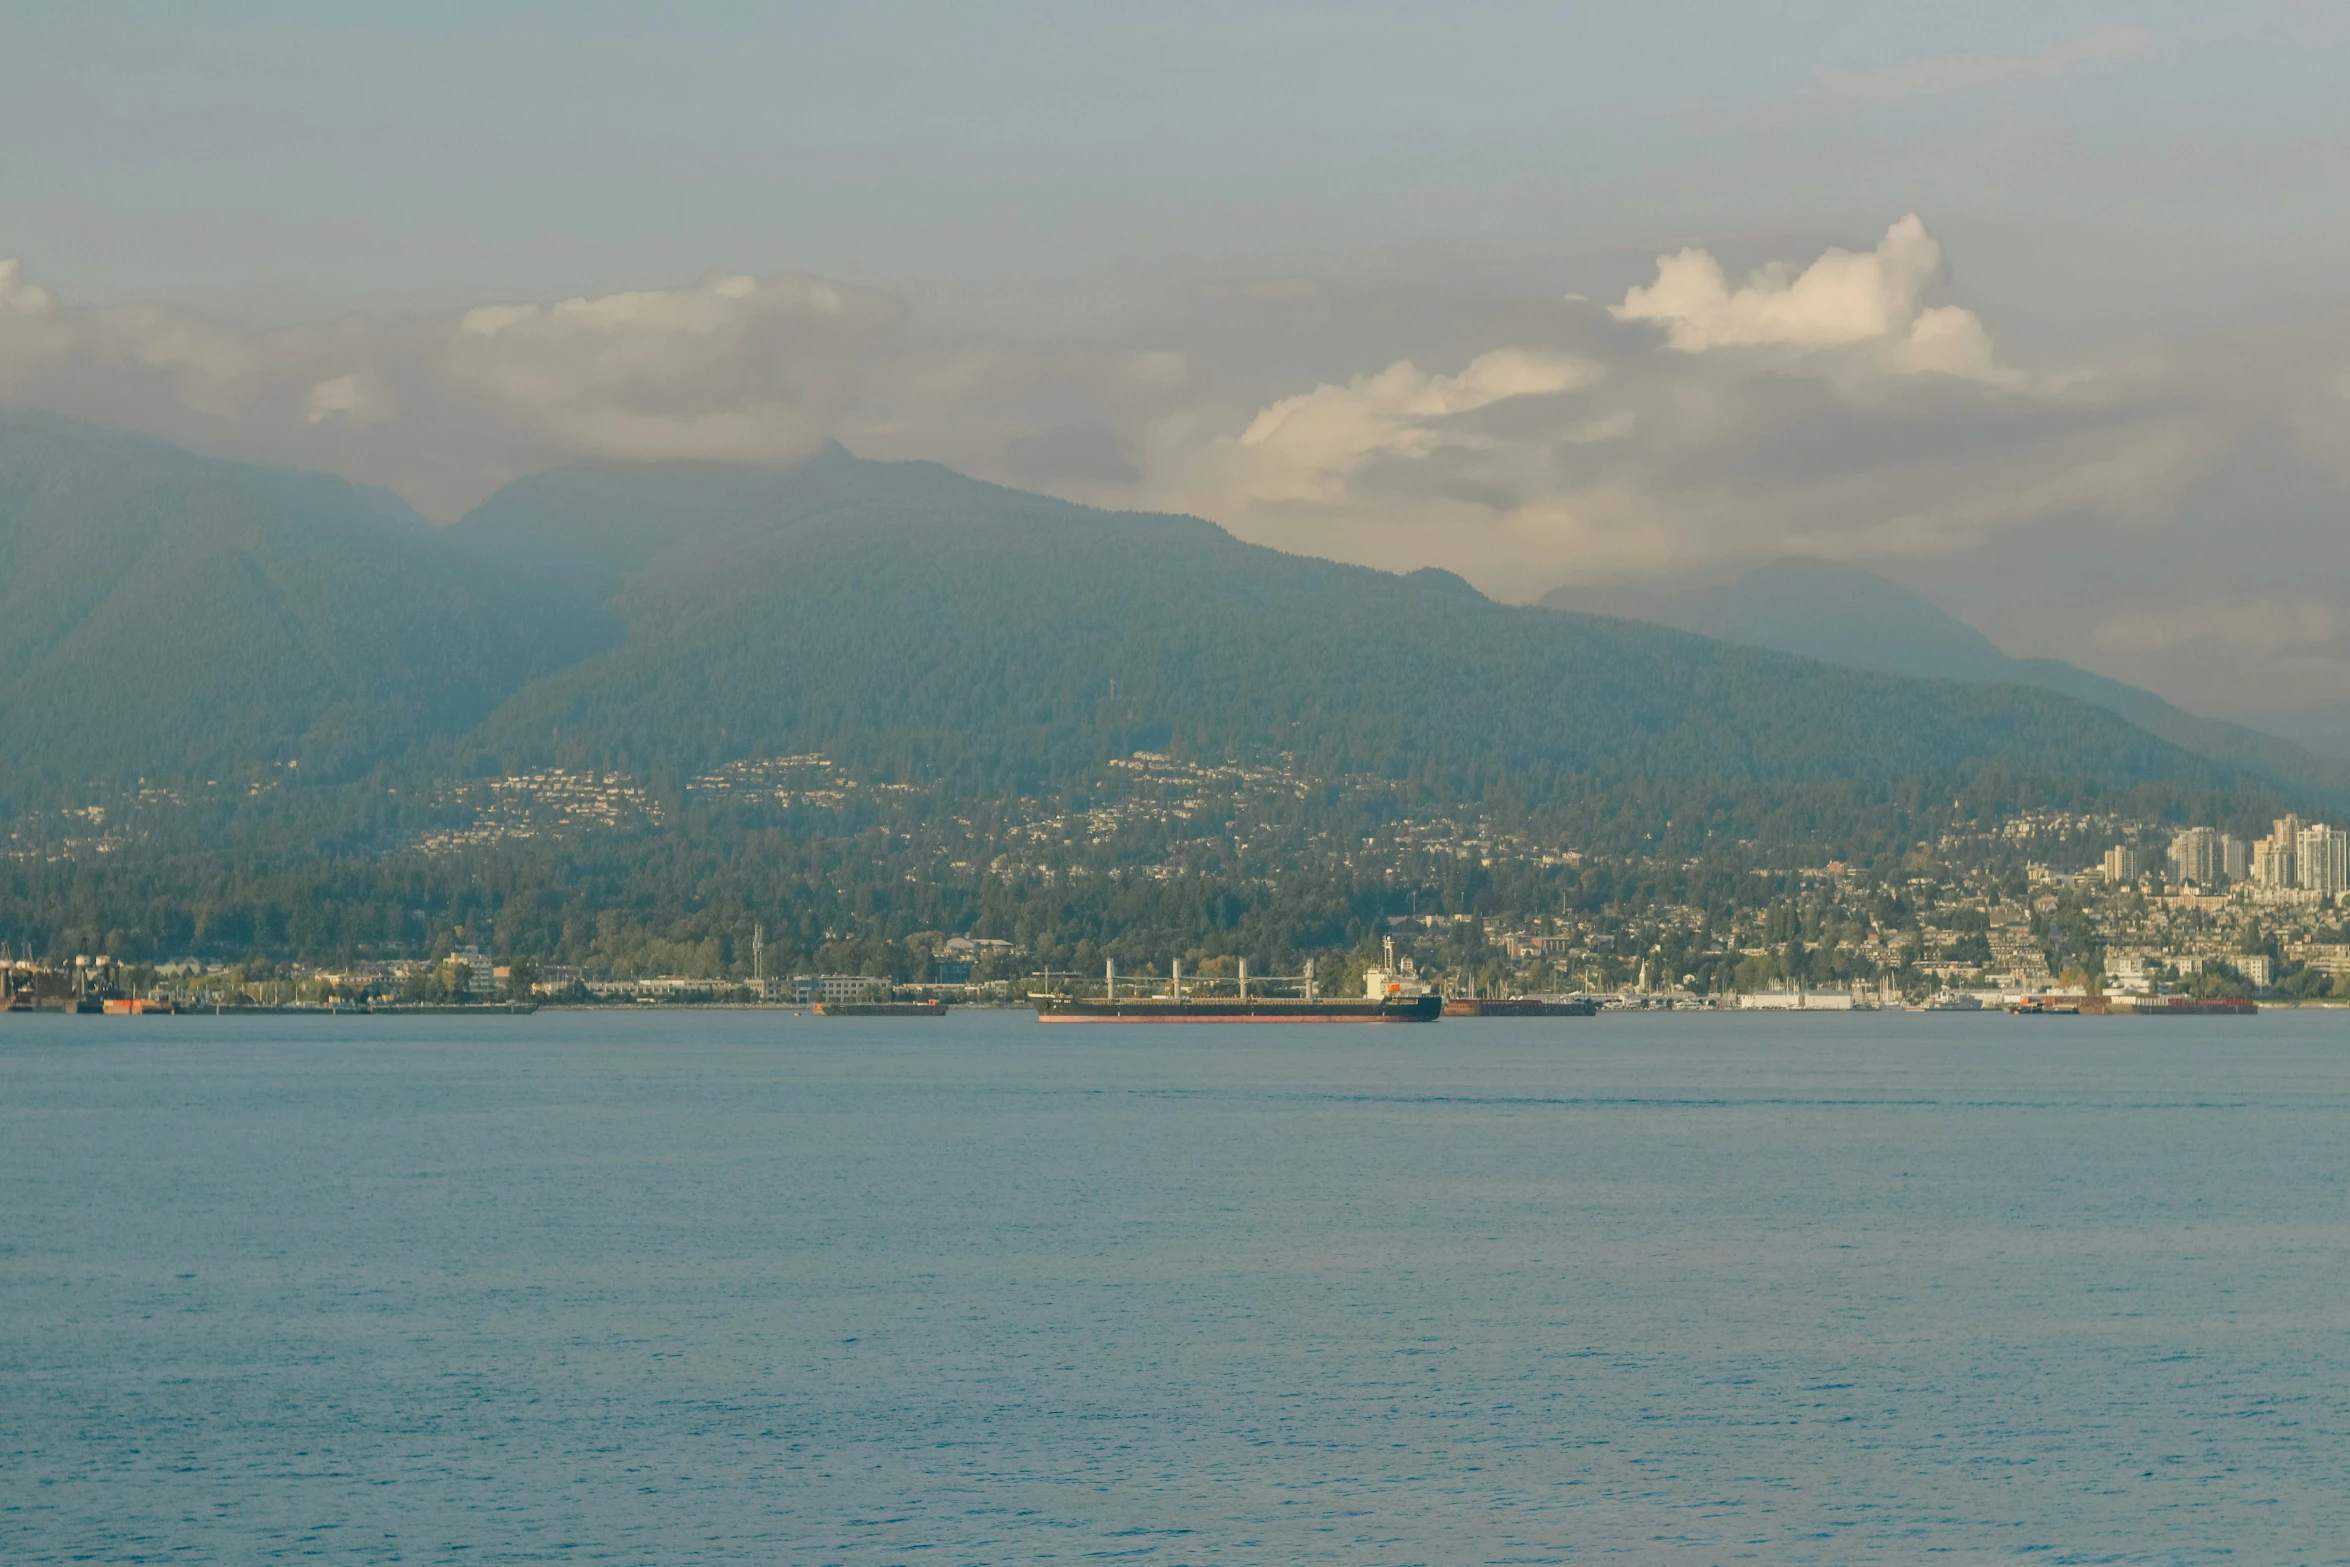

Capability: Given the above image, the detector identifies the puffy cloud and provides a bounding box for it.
[1609,215,2019,385]
[1613,216,1939,350]
[303,372,393,426]
[816,221,2225,620]
[0,258,59,316]
[1892,304,2009,382]
[0,259,76,390]
[5,225,2347,719]
[1233,350,1602,501]
[0,257,899,516]
[1040,219,2347,716]
[442,271,890,463]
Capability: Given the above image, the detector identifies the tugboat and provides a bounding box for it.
[1035,939,1442,1023]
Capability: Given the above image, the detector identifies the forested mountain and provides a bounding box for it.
[434,453,2255,833]
[0,415,2309,832]
[0,413,598,803]
[1539,561,2350,799]
[0,416,2320,967]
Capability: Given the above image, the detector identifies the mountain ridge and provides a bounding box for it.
[0,411,2311,843]
[1538,561,2350,801]
[0,413,599,800]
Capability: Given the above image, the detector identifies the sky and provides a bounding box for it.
[4,2,2350,729]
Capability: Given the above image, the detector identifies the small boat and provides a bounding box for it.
[814,999,951,1016]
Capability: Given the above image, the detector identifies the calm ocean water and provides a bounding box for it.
[3,1009,2347,1565]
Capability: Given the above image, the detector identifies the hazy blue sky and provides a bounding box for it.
[5,4,2349,721]
[11,3,2344,331]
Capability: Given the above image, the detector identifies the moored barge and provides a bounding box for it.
[1442,996,1597,1017]
[2078,995,2256,1016]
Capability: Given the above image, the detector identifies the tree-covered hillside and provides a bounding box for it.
[1541,559,2350,801]
[0,418,2318,969]
[448,451,2258,838]
[0,414,598,805]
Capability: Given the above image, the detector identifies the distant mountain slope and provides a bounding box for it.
[444,456,2260,830]
[0,413,597,801]
[1540,561,2350,800]
[0,417,2299,844]
[2234,701,2350,765]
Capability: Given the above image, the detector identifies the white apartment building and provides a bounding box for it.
[2252,836,2293,888]
[2297,823,2349,898]
[2253,814,2303,888]
[2169,827,2222,887]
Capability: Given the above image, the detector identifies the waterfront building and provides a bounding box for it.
[2105,952,2156,994]
[792,974,891,1005]
[1740,990,1854,1010]
[451,945,494,995]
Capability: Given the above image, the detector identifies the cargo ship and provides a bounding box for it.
[1442,996,1597,1017]
[1035,943,1442,1023]
[2077,994,2256,1016]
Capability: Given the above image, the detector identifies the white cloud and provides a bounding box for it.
[441,270,893,463]
[1609,215,2019,385]
[0,258,59,315]
[1822,25,2151,99]
[303,372,393,425]
[4,228,2345,718]
[1069,220,2250,629]
[0,258,899,516]
[1893,304,2010,382]
[1232,350,1601,501]
[1613,217,1937,349]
